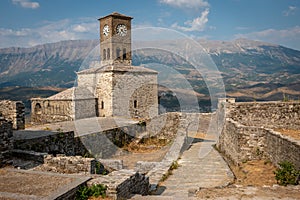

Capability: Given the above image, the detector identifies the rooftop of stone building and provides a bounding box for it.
[46,87,75,100]
[77,64,158,75]
[98,11,133,20]
[46,87,95,100]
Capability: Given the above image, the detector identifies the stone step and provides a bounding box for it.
[159,142,234,196]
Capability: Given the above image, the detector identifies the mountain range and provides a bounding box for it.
[0,38,299,111]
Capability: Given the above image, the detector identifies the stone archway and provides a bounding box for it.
[34,103,42,115]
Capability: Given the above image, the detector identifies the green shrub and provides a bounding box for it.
[169,161,179,170]
[159,160,180,182]
[274,161,300,186]
[76,184,107,200]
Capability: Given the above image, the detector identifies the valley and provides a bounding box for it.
[0,38,299,112]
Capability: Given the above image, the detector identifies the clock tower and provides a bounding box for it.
[77,12,158,119]
[99,12,132,66]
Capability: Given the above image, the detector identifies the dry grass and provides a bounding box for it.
[124,137,170,153]
[275,129,300,140]
[230,160,277,186]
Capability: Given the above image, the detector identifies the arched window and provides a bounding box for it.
[123,48,126,60]
[107,48,110,60]
[116,48,121,59]
[134,100,137,109]
[35,103,42,115]
[103,49,106,60]
[101,101,104,109]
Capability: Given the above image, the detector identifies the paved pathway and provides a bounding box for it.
[133,138,234,199]
[158,140,233,198]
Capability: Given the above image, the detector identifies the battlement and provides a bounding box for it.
[217,98,300,169]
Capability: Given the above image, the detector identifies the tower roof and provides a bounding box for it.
[98,12,133,21]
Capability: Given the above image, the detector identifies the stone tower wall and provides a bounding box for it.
[112,71,158,119]
[96,72,114,117]
[100,13,132,66]
[77,73,97,91]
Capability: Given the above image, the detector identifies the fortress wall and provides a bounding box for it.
[218,118,300,169]
[0,100,25,130]
[265,129,300,169]
[14,131,88,156]
[0,117,13,167]
[217,99,300,169]
[225,101,300,130]
[14,122,146,159]
[146,112,181,142]
[218,119,269,164]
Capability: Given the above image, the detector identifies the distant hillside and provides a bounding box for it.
[0,38,299,110]
[0,40,98,87]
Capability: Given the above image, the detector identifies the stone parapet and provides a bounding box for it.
[217,99,300,169]
[35,154,109,175]
[223,100,300,130]
[88,169,149,199]
[0,100,25,130]
[0,117,13,167]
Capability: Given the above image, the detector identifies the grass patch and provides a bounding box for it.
[76,184,107,200]
[160,160,180,182]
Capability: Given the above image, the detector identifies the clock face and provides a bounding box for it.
[116,24,127,36]
[103,25,110,36]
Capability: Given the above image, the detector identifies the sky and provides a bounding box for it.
[0,0,300,50]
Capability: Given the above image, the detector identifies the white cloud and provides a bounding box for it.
[235,26,300,50]
[159,0,209,10]
[283,6,297,16]
[73,25,88,33]
[171,9,209,32]
[235,26,251,31]
[0,18,98,48]
[12,0,40,9]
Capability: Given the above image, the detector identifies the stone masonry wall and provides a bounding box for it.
[31,99,73,124]
[14,131,89,156]
[78,123,146,159]
[96,72,114,117]
[37,155,108,174]
[14,123,146,159]
[0,100,25,130]
[265,129,300,169]
[112,71,158,119]
[218,119,268,164]
[218,119,300,169]
[217,99,300,169]
[31,98,97,124]
[0,117,13,167]
[88,170,149,199]
[226,101,300,129]
[146,112,181,142]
